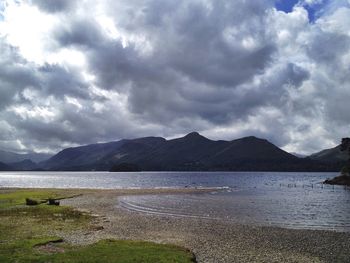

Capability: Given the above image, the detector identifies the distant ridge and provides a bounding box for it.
[8,159,38,171]
[0,150,52,164]
[0,161,12,171]
[37,132,337,172]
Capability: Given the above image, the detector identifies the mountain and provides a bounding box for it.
[0,159,39,171]
[309,145,348,171]
[309,141,350,172]
[0,150,52,164]
[40,137,166,170]
[40,132,331,171]
[309,145,349,163]
[8,159,38,171]
[0,161,12,171]
[40,140,126,170]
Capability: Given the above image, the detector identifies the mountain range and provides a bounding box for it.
[0,132,348,172]
[0,150,52,164]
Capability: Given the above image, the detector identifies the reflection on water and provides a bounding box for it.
[0,171,349,231]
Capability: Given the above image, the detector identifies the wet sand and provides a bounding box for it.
[3,188,350,262]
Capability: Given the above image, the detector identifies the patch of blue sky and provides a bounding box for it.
[275,0,332,22]
[0,1,5,21]
[275,0,300,13]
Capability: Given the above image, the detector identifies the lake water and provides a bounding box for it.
[1,171,349,232]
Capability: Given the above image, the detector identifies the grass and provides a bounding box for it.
[0,189,196,263]
[0,189,63,208]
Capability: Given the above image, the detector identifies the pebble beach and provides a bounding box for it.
[58,188,350,263]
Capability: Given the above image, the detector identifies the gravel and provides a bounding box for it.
[60,189,350,263]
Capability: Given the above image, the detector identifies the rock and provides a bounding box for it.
[324,175,350,186]
[92,225,104,231]
[48,198,60,206]
[26,198,39,206]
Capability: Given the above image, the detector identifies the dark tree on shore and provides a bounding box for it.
[340,138,350,176]
[324,138,350,185]
[340,138,350,152]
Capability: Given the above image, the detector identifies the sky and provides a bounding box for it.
[0,0,350,155]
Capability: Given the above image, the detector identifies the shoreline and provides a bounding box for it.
[0,187,220,195]
[324,175,350,186]
[2,187,350,262]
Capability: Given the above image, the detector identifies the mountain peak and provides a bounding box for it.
[242,135,261,140]
[185,131,201,137]
[183,132,208,140]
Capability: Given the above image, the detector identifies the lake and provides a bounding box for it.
[1,171,349,232]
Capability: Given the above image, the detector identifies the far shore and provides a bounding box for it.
[2,187,350,262]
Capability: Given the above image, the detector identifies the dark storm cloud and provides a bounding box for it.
[32,0,76,13]
[53,18,153,90]
[150,1,275,87]
[51,0,279,125]
[0,40,38,109]
[307,31,350,63]
[54,19,104,48]
[38,64,92,100]
[0,36,94,103]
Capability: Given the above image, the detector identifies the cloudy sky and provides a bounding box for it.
[0,0,350,155]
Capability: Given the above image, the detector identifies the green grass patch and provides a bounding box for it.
[0,189,90,243]
[0,238,196,263]
[0,189,196,262]
[0,236,63,263]
[0,190,59,209]
[0,189,68,209]
[51,239,196,263]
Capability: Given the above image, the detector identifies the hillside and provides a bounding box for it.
[40,140,126,170]
[309,145,349,163]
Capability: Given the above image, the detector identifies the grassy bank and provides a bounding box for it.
[0,189,196,263]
